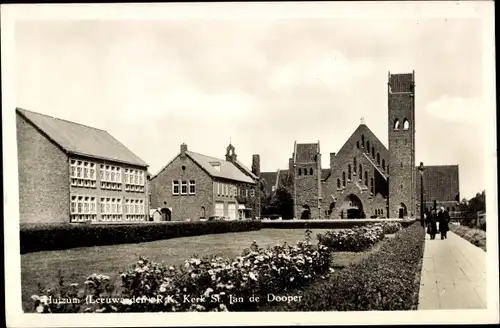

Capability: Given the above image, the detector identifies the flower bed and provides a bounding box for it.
[20,221,262,254]
[316,222,401,252]
[263,222,425,311]
[31,230,332,313]
[262,219,412,229]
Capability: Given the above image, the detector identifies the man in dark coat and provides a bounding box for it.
[427,210,438,240]
[438,207,450,239]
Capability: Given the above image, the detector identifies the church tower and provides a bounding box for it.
[388,71,416,218]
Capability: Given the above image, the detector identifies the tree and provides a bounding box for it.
[270,187,294,220]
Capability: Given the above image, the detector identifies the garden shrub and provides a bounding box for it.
[21,221,262,254]
[30,230,332,313]
[262,219,411,230]
[316,223,401,252]
[265,223,425,311]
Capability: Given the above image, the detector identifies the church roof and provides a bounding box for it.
[16,107,148,167]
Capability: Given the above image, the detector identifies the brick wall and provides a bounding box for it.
[149,154,213,221]
[17,114,69,224]
[388,78,416,218]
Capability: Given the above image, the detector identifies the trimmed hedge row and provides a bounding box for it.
[262,219,414,229]
[263,222,425,311]
[20,221,262,254]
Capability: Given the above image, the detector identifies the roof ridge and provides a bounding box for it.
[16,107,107,132]
[185,150,226,163]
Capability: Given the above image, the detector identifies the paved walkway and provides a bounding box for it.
[418,229,487,309]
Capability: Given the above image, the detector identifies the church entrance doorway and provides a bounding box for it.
[340,194,364,219]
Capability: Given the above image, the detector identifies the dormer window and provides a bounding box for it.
[210,162,221,172]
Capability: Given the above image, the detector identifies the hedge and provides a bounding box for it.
[262,219,415,229]
[262,222,425,311]
[20,221,262,254]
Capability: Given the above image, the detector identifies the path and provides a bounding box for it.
[418,229,487,309]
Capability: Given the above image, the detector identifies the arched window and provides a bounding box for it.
[356,141,360,148]
[303,168,307,176]
[377,153,380,165]
[310,168,313,175]
[394,119,400,130]
[364,171,368,186]
[403,118,410,130]
[337,178,341,189]
[452,206,455,212]
[370,178,374,193]
[342,172,346,187]
[361,135,365,147]
[348,165,351,180]
[382,159,386,170]
[353,158,357,172]
[371,146,375,158]
[298,168,302,176]
[447,207,450,212]
[359,164,362,178]
[366,141,370,153]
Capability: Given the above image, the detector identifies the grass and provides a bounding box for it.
[21,228,328,312]
[449,224,487,252]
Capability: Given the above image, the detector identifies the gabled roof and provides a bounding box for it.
[260,171,278,195]
[362,153,388,181]
[16,107,148,167]
[185,151,255,184]
[233,159,258,180]
[295,143,320,163]
[336,124,388,159]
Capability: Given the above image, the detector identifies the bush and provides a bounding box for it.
[20,221,262,254]
[317,224,386,252]
[262,219,412,230]
[30,230,332,313]
[265,223,425,311]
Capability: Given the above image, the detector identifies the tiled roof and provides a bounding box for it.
[321,169,331,180]
[295,143,319,163]
[17,108,148,167]
[186,151,255,184]
[234,159,258,180]
[260,171,278,195]
[389,72,414,93]
[416,165,460,202]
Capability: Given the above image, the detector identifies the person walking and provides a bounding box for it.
[439,206,450,239]
[427,209,438,240]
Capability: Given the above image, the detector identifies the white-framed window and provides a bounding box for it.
[181,180,188,195]
[99,197,123,222]
[100,164,122,190]
[70,159,96,189]
[124,168,145,193]
[172,180,180,195]
[189,180,196,195]
[70,195,97,222]
[125,198,146,221]
[217,182,220,196]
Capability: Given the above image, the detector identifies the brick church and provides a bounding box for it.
[260,71,460,219]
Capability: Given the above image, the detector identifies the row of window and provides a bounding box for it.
[70,214,147,223]
[337,171,375,193]
[69,158,145,192]
[70,195,145,215]
[394,118,410,131]
[375,209,384,216]
[356,137,388,171]
[172,180,196,195]
[216,182,255,198]
[298,167,314,176]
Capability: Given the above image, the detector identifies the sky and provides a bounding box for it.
[12,3,494,200]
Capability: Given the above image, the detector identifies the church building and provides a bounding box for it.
[260,71,460,219]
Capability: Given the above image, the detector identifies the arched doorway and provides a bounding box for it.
[398,203,407,219]
[340,194,364,219]
[161,207,171,221]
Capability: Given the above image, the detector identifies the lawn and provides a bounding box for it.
[449,224,487,251]
[21,228,328,312]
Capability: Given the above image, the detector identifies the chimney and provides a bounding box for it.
[330,152,336,169]
[251,154,260,176]
[180,143,187,157]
